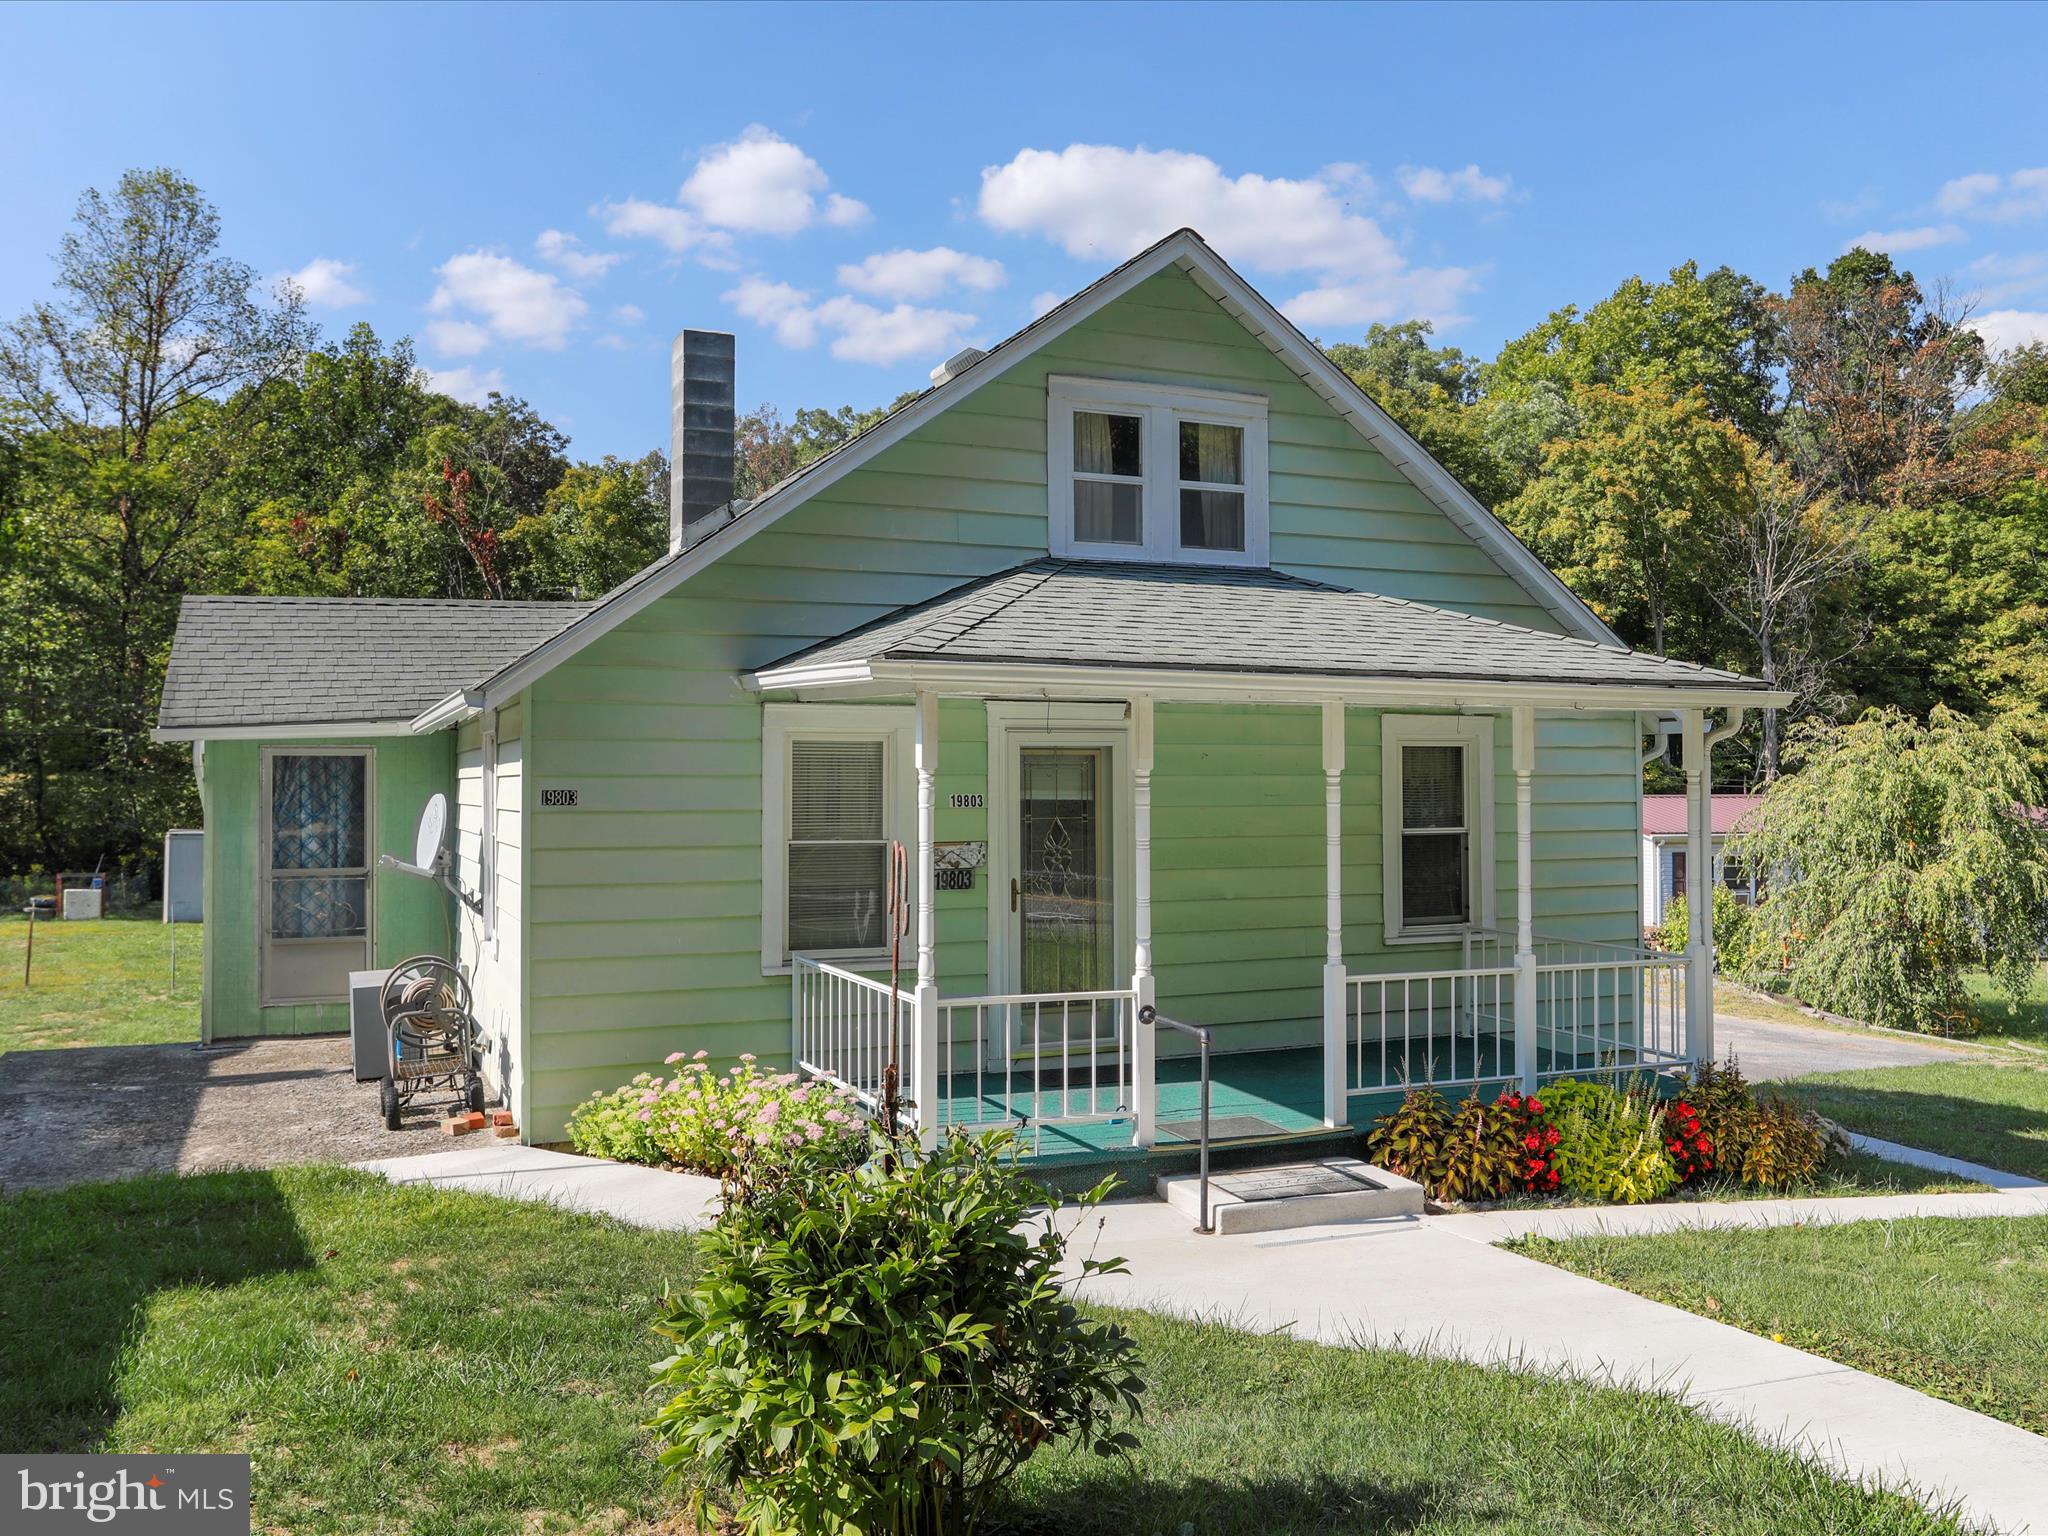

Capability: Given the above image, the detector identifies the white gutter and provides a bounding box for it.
[408,688,485,734]
[151,718,421,743]
[747,657,1793,714]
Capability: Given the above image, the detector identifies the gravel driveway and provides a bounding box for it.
[0,1036,486,1192]
[1713,1009,1983,1081]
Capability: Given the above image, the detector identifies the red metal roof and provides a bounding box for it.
[1641,792,1764,837]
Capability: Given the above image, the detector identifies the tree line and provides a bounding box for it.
[3,168,2044,878]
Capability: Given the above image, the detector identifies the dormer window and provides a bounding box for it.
[1049,376,1268,566]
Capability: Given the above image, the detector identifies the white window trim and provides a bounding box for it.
[1381,714,1496,944]
[1047,374,1269,567]
[761,703,916,976]
[259,745,376,1006]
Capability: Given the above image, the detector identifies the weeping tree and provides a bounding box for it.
[1729,706,2048,1031]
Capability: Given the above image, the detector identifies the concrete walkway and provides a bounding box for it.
[358,1143,2048,1533]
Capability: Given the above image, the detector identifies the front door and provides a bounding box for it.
[1017,747,1113,992]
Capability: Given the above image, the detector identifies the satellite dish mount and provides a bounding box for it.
[377,792,481,913]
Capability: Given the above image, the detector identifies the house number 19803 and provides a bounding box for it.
[948,792,985,809]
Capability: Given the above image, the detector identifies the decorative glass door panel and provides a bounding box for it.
[1017,748,1113,999]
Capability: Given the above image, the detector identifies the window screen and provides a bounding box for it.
[787,739,887,955]
[269,753,368,940]
[1400,743,1468,926]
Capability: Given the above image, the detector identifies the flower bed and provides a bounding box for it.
[1366,1059,1828,1208]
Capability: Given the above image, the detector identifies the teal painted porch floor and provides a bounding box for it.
[936,1040,1677,1167]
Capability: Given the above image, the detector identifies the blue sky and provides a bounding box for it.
[5,0,2046,460]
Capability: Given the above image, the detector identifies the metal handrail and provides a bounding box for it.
[1140,1004,1213,1234]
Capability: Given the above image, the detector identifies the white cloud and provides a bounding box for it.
[422,364,505,405]
[1844,223,1967,255]
[1397,164,1512,204]
[1934,168,2048,222]
[600,199,735,265]
[1969,250,2048,305]
[681,125,868,236]
[428,251,588,350]
[1820,190,1881,222]
[1029,290,1063,320]
[614,302,646,325]
[837,246,1006,301]
[1968,309,2048,353]
[723,275,974,364]
[282,257,368,309]
[977,143,1476,329]
[535,229,621,279]
[425,319,492,358]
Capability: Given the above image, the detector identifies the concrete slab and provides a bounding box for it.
[359,1144,720,1231]
[1158,1157,1422,1233]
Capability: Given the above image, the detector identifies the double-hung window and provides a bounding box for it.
[761,705,915,971]
[1381,716,1494,941]
[1049,376,1268,566]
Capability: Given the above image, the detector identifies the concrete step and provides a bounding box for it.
[1156,1156,1424,1234]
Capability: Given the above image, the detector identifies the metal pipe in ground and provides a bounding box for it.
[1141,1004,1213,1234]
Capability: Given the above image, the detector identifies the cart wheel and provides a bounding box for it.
[466,1076,486,1114]
[380,1076,402,1132]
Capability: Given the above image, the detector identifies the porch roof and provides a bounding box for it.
[747,559,1787,709]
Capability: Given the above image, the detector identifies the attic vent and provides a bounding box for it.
[929,347,986,387]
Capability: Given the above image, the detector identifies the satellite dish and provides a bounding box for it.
[413,793,448,871]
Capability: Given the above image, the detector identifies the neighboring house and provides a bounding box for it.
[1641,792,1764,929]
[156,230,1786,1156]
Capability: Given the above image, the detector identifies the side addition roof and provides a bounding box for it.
[154,596,591,739]
[747,560,1784,709]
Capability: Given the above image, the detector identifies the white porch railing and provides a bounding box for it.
[791,955,917,1116]
[932,988,1139,1153]
[1343,932,1694,1100]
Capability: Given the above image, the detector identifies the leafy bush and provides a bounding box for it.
[1685,1056,1757,1173]
[1545,1078,1680,1204]
[1434,1091,1528,1203]
[1365,1086,1453,1191]
[567,1052,867,1191]
[649,1130,1144,1536]
[1661,1098,1715,1183]
[1730,706,2048,1031]
[1652,886,1754,969]
[1492,1089,1563,1194]
[1739,1097,1827,1186]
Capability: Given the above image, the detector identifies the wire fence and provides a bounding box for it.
[2,867,160,915]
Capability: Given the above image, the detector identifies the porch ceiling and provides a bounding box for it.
[745,559,1790,711]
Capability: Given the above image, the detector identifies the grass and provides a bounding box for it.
[1781,1059,2048,1181]
[0,1165,1966,1534]
[1511,1214,2048,1439]
[1477,1147,1983,1210]
[0,910,199,1052]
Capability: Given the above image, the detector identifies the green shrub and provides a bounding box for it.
[1739,1097,1827,1187]
[1434,1091,1529,1203]
[1545,1078,1680,1204]
[649,1130,1144,1535]
[1652,886,1754,968]
[1366,1087,1453,1192]
[1685,1056,1757,1173]
[562,1075,664,1165]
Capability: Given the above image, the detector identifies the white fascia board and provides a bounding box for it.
[861,659,1792,714]
[151,718,421,743]
[743,659,877,693]
[409,689,484,734]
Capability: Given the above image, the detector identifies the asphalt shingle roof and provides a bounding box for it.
[158,596,591,732]
[761,560,1772,692]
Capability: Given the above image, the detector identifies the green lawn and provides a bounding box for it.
[0,910,199,1052]
[1964,964,2048,1044]
[1511,1214,2048,1438]
[1781,1060,2048,1181]
[0,1166,1964,1534]
[1482,1147,1983,1210]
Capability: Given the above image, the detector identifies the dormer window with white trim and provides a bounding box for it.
[1049,376,1268,566]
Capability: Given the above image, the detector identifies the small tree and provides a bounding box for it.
[1730,706,2048,1030]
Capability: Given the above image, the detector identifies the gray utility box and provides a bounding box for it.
[349,969,393,1082]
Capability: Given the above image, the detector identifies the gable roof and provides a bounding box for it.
[748,559,1773,701]
[1641,792,1765,838]
[154,596,591,739]
[453,228,1621,716]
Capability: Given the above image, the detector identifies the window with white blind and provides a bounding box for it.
[1381,715,1495,942]
[761,705,915,971]
[1048,376,1268,566]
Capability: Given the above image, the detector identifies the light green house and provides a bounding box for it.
[157,230,1783,1157]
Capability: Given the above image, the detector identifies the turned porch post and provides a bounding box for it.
[1680,707,1712,1065]
[1131,694,1157,1147]
[1512,706,1538,1092]
[1322,700,1346,1127]
[913,688,940,1149]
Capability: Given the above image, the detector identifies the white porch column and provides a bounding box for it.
[913,688,940,1150]
[1680,708,1712,1065]
[1322,700,1346,1127]
[1512,706,1538,1092]
[1130,694,1157,1148]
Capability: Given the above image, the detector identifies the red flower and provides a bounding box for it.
[1526,1098,1544,1115]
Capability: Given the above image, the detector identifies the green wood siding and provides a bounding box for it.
[518,265,1633,1136]
[199,734,455,1040]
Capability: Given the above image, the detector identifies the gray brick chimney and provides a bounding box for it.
[669,329,736,552]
